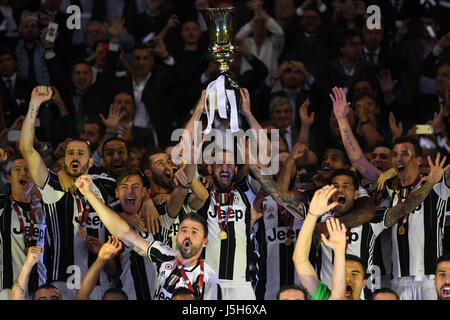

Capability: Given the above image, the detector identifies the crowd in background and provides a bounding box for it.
[0,0,449,301]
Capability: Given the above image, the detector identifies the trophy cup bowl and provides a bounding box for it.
[202,7,241,111]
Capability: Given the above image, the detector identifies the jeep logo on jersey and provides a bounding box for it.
[208,208,244,221]
[154,285,171,300]
[169,222,180,237]
[347,231,359,244]
[12,224,46,242]
[266,227,295,243]
[74,214,104,228]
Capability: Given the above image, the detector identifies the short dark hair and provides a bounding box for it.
[102,287,129,300]
[276,284,308,300]
[331,168,360,190]
[0,47,16,61]
[66,138,93,157]
[373,140,392,151]
[338,30,362,49]
[345,254,369,279]
[132,43,153,56]
[352,92,377,107]
[140,147,166,171]
[101,137,128,158]
[323,144,351,166]
[180,213,208,239]
[171,287,198,300]
[392,136,422,157]
[371,287,399,300]
[71,60,92,75]
[435,254,450,273]
[116,167,145,187]
[84,117,106,139]
[32,283,62,300]
[7,155,26,175]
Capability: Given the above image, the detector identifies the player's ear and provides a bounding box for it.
[144,169,152,178]
[415,156,422,167]
[203,238,208,248]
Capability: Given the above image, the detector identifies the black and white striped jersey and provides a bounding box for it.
[254,195,303,300]
[316,187,384,290]
[317,210,385,289]
[0,195,47,294]
[382,176,450,278]
[197,177,256,282]
[167,193,196,250]
[116,206,174,300]
[146,240,221,300]
[39,170,116,291]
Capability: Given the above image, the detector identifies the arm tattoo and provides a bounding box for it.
[342,128,356,153]
[384,182,434,228]
[129,240,146,257]
[250,167,305,220]
[15,280,26,297]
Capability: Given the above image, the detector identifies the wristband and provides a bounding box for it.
[105,130,116,136]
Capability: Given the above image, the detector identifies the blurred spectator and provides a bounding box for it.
[0,0,20,47]
[59,0,106,46]
[114,39,179,147]
[0,47,34,128]
[362,23,391,69]
[283,4,331,79]
[71,20,108,65]
[170,19,209,128]
[15,10,51,85]
[255,58,315,133]
[236,0,284,77]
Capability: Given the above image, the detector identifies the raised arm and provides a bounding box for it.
[320,217,346,300]
[330,87,380,183]
[293,185,338,298]
[166,164,197,217]
[250,165,306,220]
[75,175,150,256]
[168,127,205,216]
[276,143,306,192]
[76,236,123,300]
[19,86,53,188]
[10,246,43,300]
[385,154,448,228]
[188,177,210,210]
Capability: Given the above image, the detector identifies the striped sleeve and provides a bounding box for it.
[432,175,450,200]
[147,240,177,269]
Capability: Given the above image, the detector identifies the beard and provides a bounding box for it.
[212,172,233,193]
[153,170,172,189]
[64,160,90,178]
[177,237,203,260]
